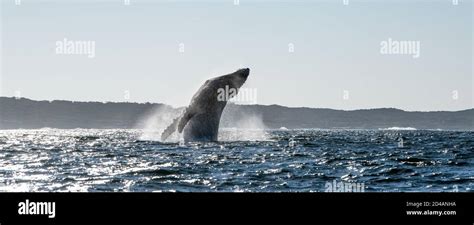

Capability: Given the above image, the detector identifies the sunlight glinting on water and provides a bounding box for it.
[0,129,472,192]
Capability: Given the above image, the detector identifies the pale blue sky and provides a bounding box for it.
[0,0,472,111]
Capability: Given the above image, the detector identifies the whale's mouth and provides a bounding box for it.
[239,68,250,79]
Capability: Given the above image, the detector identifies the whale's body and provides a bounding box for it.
[161,68,250,142]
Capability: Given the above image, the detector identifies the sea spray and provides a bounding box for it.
[134,106,183,142]
[219,111,270,141]
[135,104,270,142]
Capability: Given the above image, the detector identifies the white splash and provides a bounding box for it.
[380,127,417,131]
[219,112,270,141]
[135,106,183,142]
[135,104,270,142]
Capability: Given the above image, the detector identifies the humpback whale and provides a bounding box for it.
[161,68,250,142]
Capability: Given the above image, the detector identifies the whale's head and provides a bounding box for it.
[207,68,250,91]
[227,68,250,89]
[200,68,250,105]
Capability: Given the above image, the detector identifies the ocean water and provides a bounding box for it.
[0,129,472,192]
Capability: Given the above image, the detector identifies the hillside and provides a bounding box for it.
[0,97,472,130]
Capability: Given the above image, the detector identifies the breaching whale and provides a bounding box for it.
[161,68,250,142]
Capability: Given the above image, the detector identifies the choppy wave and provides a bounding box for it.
[0,129,472,192]
[380,127,417,131]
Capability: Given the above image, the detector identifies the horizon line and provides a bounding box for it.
[1,96,473,113]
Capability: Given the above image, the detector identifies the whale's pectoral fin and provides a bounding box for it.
[161,108,195,141]
[161,116,180,141]
[177,109,195,133]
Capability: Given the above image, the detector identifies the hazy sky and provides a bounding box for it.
[0,0,472,111]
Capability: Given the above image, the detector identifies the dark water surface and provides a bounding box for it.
[0,129,472,192]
